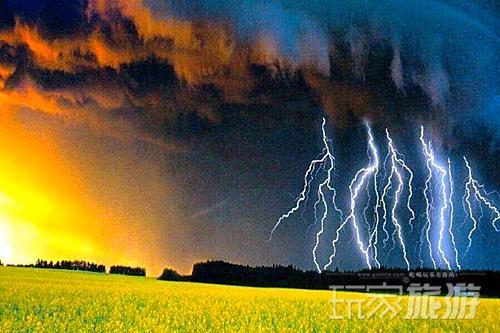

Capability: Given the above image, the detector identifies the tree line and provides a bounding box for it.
[109,265,146,276]
[35,259,106,273]
[5,258,499,296]
[158,260,500,297]
[158,261,335,288]
[4,259,146,276]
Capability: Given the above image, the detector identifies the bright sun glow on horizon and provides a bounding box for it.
[0,186,95,266]
[0,115,166,275]
[0,220,13,263]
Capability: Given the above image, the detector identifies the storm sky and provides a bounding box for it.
[0,0,498,274]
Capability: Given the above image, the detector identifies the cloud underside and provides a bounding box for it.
[0,0,498,146]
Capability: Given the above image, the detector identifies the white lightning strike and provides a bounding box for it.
[268,125,329,242]
[362,175,372,232]
[385,129,410,270]
[301,149,326,227]
[420,127,437,269]
[447,159,461,270]
[420,127,451,270]
[268,118,342,273]
[394,147,416,232]
[380,149,392,249]
[311,119,340,273]
[324,137,344,229]
[463,156,500,256]
[325,121,379,270]
[418,212,427,268]
[370,156,382,268]
[306,160,329,237]
[361,147,376,265]
[462,170,477,255]
[312,177,329,272]
[307,189,323,237]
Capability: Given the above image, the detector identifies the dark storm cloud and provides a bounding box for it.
[0,0,497,148]
[163,0,498,99]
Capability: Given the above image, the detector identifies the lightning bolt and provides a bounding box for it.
[302,149,326,229]
[362,174,372,232]
[370,147,383,268]
[385,129,410,270]
[420,126,451,270]
[312,120,341,273]
[380,148,392,249]
[370,164,382,268]
[418,212,427,268]
[325,121,379,270]
[312,177,329,272]
[307,188,323,237]
[268,118,342,273]
[463,156,500,256]
[305,159,329,237]
[447,159,461,270]
[361,147,377,265]
[395,148,417,233]
[420,127,438,269]
[324,137,344,229]
[268,124,329,242]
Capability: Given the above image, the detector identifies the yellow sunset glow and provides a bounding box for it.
[0,115,97,265]
[0,111,165,274]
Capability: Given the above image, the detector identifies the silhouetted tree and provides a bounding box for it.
[109,265,145,276]
[158,268,183,281]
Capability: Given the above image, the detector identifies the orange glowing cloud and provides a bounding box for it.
[0,20,93,72]
[0,78,69,116]
[0,76,183,150]
[0,63,15,89]
[0,1,255,86]
[86,0,195,46]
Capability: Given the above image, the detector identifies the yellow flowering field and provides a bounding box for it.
[0,266,498,332]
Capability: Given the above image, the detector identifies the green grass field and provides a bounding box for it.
[0,267,498,332]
